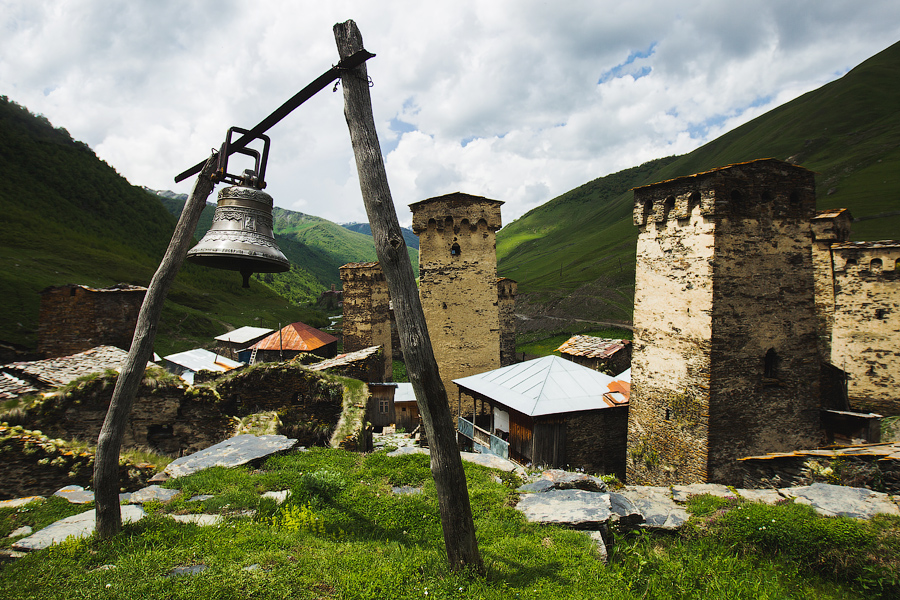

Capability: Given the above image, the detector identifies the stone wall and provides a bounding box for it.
[37,284,146,358]
[340,262,392,382]
[0,425,157,500]
[628,159,823,486]
[22,363,345,455]
[831,242,900,415]
[564,406,628,480]
[411,193,504,413]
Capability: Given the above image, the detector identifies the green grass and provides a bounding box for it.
[2,452,896,599]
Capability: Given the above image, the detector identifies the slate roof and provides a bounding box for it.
[2,346,142,390]
[556,335,631,359]
[251,322,337,352]
[304,346,380,372]
[214,326,274,345]
[453,355,620,417]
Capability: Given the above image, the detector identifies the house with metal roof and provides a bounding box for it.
[453,355,629,478]
[162,348,243,384]
[246,322,338,364]
[213,326,274,361]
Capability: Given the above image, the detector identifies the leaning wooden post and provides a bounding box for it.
[334,19,483,572]
[93,154,218,538]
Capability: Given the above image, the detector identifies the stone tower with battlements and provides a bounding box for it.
[410,192,504,414]
[627,159,822,485]
[340,262,392,382]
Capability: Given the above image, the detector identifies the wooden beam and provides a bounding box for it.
[333,19,483,573]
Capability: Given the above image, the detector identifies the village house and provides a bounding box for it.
[162,348,243,385]
[556,335,632,375]
[213,326,273,362]
[245,321,338,364]
[453,355,630,478]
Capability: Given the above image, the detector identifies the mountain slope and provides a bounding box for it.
[342,222,420,250]
[498,39,900,324]
[0,96,324,355]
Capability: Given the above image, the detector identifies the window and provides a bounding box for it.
[379,399,389,414]
[450,243,461,256]
[870,258,883,273]
[662,196,675,223]
[764,348,779,379]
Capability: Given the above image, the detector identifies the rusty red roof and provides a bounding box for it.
[556,336,631,359]
[251,322,337,352]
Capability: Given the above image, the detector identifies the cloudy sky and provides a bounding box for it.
[2,1,899,227]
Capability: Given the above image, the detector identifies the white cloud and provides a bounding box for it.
[1,0,898,229]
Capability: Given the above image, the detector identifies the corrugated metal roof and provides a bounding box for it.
[453,355,618,417]
[163,348,243,373]
[556,335,631,359]
[251,322,337,352]
[214,326,274,344]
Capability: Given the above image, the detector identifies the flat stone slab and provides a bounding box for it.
[12,505,146,551]
[128,485,181,504]
[516,489,613,529]
[539,469,608,492]
[189,495,214,502]
[164,434,297,478]
[54,485,95,504]
[169,514,223,526]
[0,496,44,509]
[386,446,429,457]
[262,490,291,504]
[618,486,689,530]
[780,482,900,518]
[671,483,734,503]
[518,479,556,493]
[167,564,208,577]
[9,526,32,538]
[735,488,785,504]
[391,486,423,496]
[460,451,525,475]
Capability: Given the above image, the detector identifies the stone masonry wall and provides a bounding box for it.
[629,159,823,486]
[831,242,900,415]
[340,262,392,382]
[565,406,628,480]
[37,285,145,358]
[411,193,503,414]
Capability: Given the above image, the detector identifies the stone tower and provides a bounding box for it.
[410,192,504,412]
[627,159,822,485]
[810,208,852,360]
[498,278,518,367]
[340,262,392,382]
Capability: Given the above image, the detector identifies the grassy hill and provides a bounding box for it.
[498,40,900,324]
[342,221,420,250]
[156,197,419,301]
[0,96,325,356]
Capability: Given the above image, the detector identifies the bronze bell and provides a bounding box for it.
[186,128,290,288]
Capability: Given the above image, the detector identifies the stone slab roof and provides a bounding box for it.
[2,346,148,391]
[556,335,631,359]
[304,345,380,372]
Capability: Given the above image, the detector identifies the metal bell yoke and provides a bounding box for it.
[186,127,290,288]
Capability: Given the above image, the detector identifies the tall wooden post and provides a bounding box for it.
[334,20,483,573]
[93,155,217,538]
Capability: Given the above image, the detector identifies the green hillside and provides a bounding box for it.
[157,198,419,299]
[0,96,325,356]
[498,39,900,324]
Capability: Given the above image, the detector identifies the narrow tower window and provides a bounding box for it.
[450,243,461,256]
[764,348,779,379]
